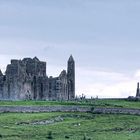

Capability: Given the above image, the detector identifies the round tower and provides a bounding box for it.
[136,82,140,97]
[67,55,75,100]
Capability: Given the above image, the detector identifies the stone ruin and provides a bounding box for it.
[0,55,75,101]
[128,82,140,101]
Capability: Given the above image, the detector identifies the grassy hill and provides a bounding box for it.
[0,112,140,140]
[0,99,139,140]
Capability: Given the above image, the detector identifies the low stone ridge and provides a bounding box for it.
[16,114,93,126]
[0,106,91,113]
[0,56,75,101]
[16,116,64,125]
[0,106,140,115]
[93,108,140,115]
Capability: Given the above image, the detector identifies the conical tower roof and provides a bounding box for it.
[68,55,74,62]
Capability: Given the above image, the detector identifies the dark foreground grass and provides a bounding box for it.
[0,99,139,109]
[0,112,139,140]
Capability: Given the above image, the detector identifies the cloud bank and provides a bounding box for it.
[76,67,139,98]
[0,1,140,98]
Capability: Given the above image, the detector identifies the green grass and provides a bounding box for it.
[0,99,139,139]
[0,100,79,106]
[0,99,139,109]
[0,112,139,140]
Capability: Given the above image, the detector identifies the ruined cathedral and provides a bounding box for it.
[0,55,75,100]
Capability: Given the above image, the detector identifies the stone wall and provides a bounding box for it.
[93,108,140,115]
[0,106,140,115]
[0,106,90,113]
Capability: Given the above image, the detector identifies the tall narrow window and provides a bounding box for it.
[40,83,43,99]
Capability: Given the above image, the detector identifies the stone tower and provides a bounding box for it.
[67,55,75,100]
[136,82,140,97]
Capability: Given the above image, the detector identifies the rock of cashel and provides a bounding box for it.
[0,55,75,100]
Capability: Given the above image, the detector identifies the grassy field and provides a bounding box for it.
[0,112,139,140]
[0,99,139,109]
[0,100,139,140]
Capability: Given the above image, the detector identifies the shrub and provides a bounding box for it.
[91,106,95,112]
[83,133,91,140]
[47,131,53,139]
[65,135,70,139]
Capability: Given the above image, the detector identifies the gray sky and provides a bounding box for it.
[0,0,140,98]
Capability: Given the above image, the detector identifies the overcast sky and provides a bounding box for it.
[0,0,140,98]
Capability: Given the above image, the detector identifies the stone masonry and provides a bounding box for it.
[0,55,75,100]
[136,82,140,98]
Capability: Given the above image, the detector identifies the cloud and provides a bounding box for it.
[134,70,140,78]
[79,81,136,98]
[76,67,138,98]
